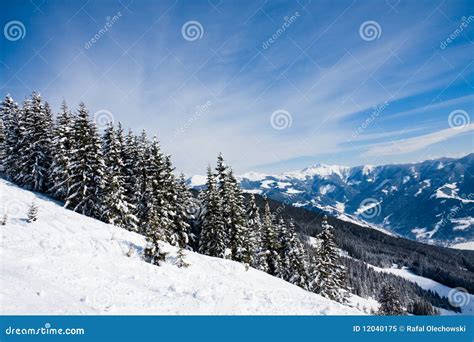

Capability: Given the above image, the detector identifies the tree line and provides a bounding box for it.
[0,92,347,303]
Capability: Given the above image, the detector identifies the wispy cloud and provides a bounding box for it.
[1,0,472,174]
[363,125,474,157]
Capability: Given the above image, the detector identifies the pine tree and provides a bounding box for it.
[215,153,232,248]
[16,93,53,192]
[101,122,137,229]
[49,101,75,200]
[135,130,152,234]
[198,166,226,258]
[0,95,22,180]
[260,201,280,276]
[378,284,405,315]
[246,194,262,269]
[227,169,251,264]
[122,129,141,223]
[146,138,172,241]
[286,219,308,288]
[65,102,104,218]
[171,174,192,249]
[176,247,190,268]
[143,216,168,266]
[0,114,5,172]
[27,200,39,222]
[276,217,290,279]
[1,213,8,225]
[311,216,347,302]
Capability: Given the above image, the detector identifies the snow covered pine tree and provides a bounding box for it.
[378,284,405,315]
[311,216,347,302]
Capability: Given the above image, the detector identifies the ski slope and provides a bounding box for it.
[370,264,474,315]
[0,179,361,315]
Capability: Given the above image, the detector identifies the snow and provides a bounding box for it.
[188,175,207,187]
[347,294,379,314]
[414,179,431,197]
[335,202,345,212]
[242,189,263,195]
[0,179,361,315]
[239,172,268,182]
[286,188,302,194]
[434,183,474,203]
[319,184,335,195]
[283,164,350,181]
[369,264,474,315]
[276,181,291,189]
[451,241,474,250]
[260,180,275,189]
[452,217,473,231]
[361,165,374,176]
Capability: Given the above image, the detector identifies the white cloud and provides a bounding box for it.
[363,124,474,157]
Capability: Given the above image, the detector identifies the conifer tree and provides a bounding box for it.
[147,139,172,241]
[312,216,347,302]
[143,218,168,266]
[122,129,141,224]
[176,247,190,268]
[135,130,152,234]
[171,174,192,249]
[0,114,4,171]
[101,122,137,229]
[65,102,105,218]
[27,200,39,222]
[215,153,232,247]
[276,217,290,279]
[49,101,75,200]
[1,95,23,181]
[260,201,280,276]
[198,166,226,257]
[286,219,308,288]
[246,194,262,269]
[16,93,53,192]
[378,284,405,315]
[0,213,7,225]
[227,169,251,264]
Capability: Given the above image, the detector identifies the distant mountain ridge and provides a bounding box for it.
[189,154,474,246]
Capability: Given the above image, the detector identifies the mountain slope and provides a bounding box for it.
[0,179,360,315]
[190,154,474,246]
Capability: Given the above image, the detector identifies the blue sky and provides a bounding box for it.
[1,0,473,175]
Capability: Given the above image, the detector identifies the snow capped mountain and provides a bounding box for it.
[190,154,474,246]
[0,179,361,315]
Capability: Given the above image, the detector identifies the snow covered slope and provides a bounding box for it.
[0,179,360,315]
[369,265,474,315]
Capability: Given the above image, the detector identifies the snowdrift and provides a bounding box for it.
[0,179,361,315]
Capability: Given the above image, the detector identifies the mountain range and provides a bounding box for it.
[189,154,474,246]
